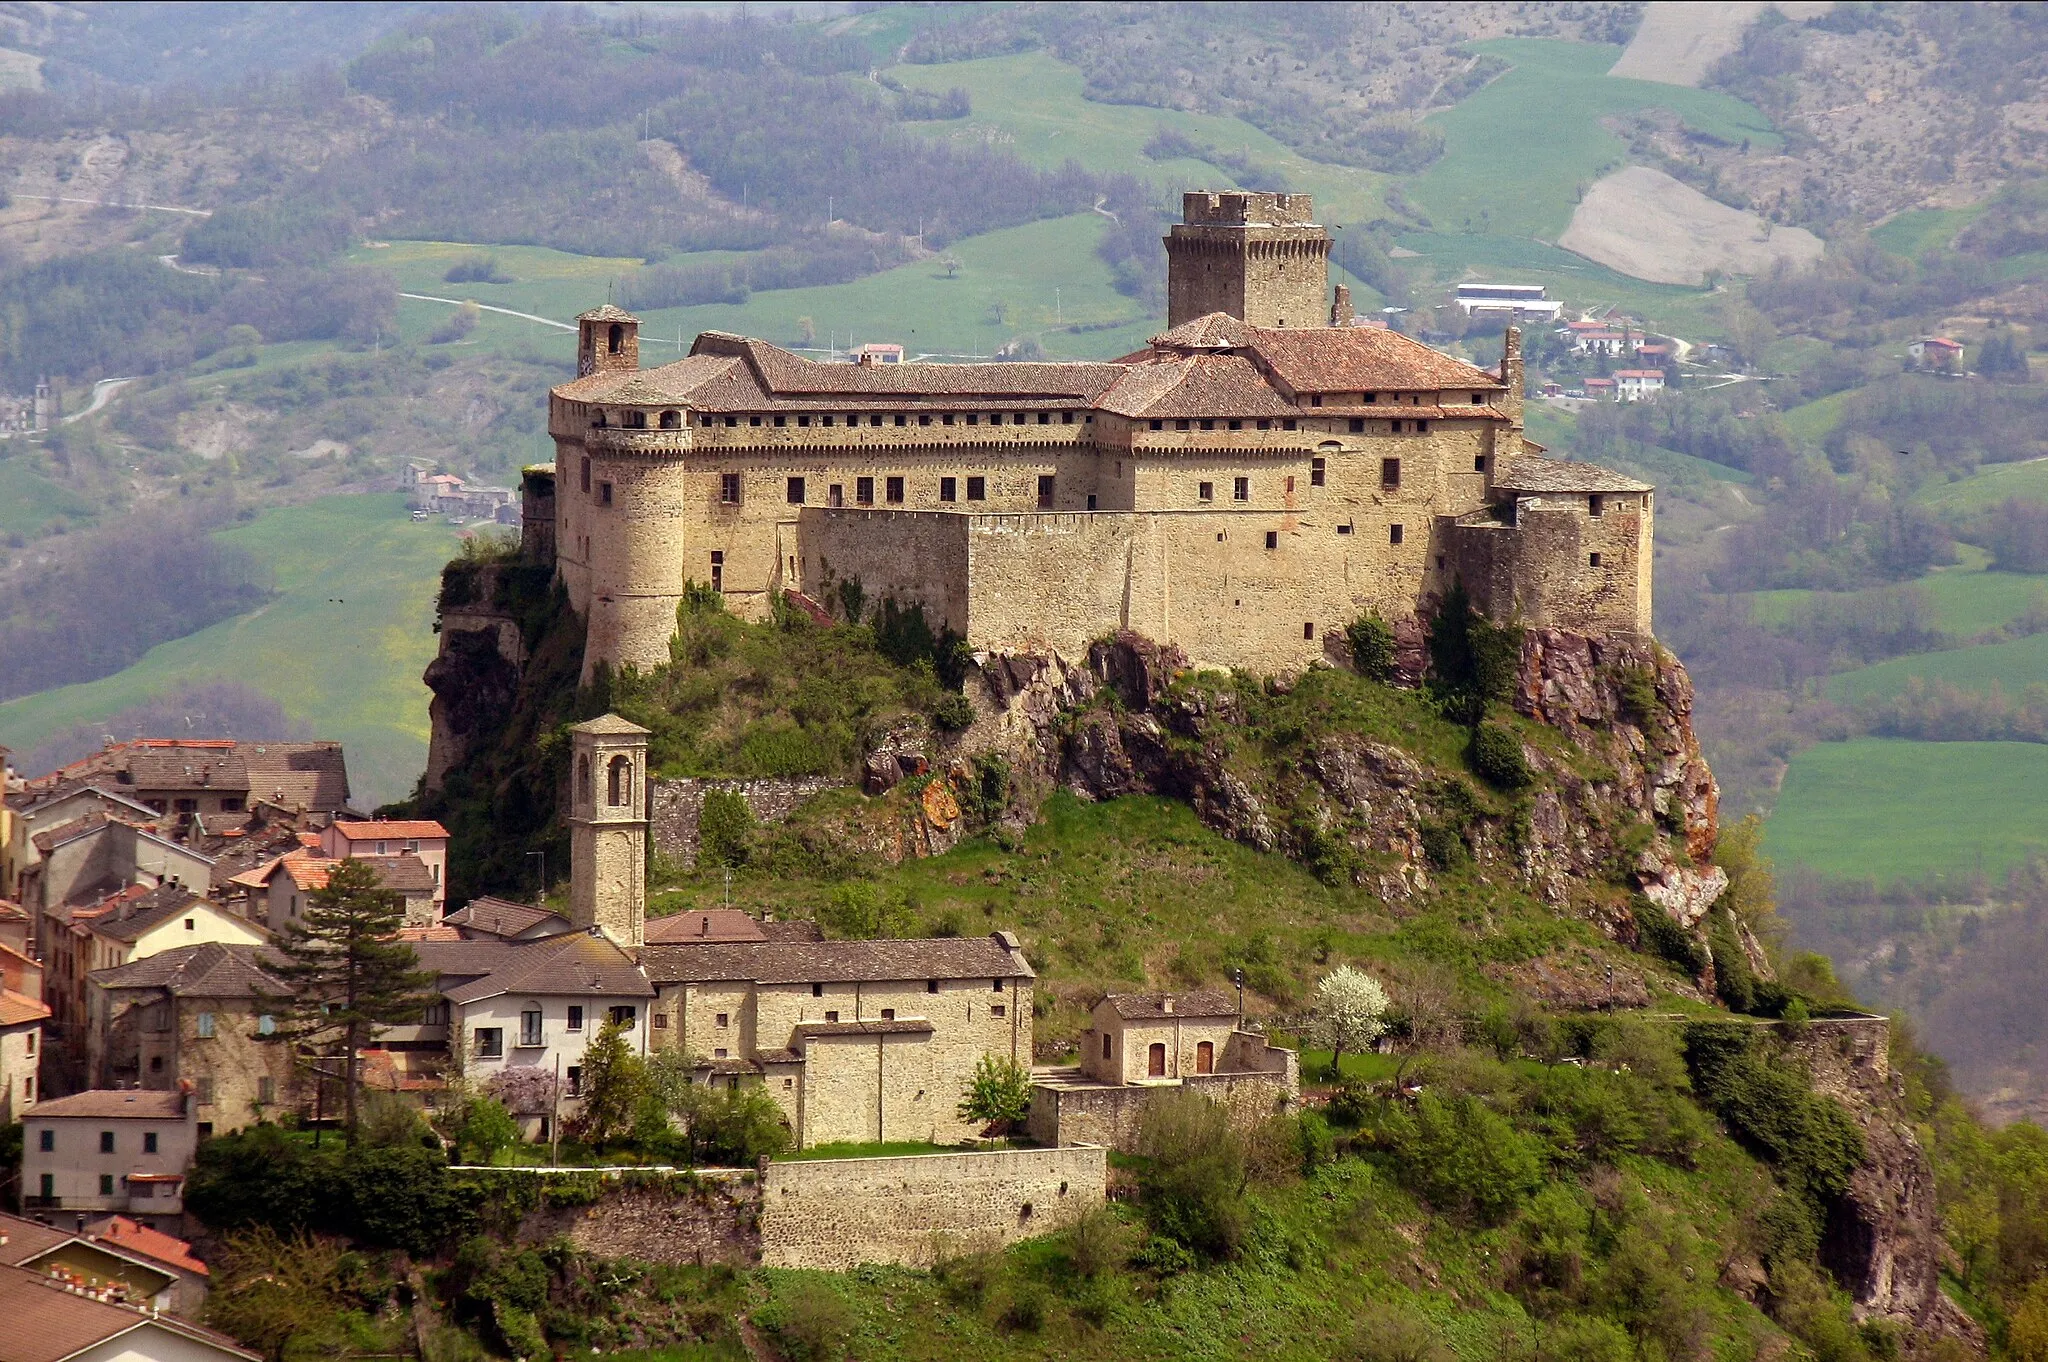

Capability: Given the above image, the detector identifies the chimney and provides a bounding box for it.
[1162,997,1175,1014]
[1498,324,1526,450]
[700,915,710,936]
[1330,284,1355,327]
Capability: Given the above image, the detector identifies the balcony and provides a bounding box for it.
[584,427,690,457]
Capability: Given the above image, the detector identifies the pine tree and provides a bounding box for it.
[571,1017,645,1148]
[259,858,437,1144]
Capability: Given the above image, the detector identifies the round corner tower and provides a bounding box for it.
[567,712,649,949]
[1164,191,1332,329]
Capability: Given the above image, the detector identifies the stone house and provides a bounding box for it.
[0,1259,257,1362]
[22,814,216,960]
[1,984,48,1122]
[442,897,572,940]
[87,943,299,1138]
[318,819,450,917]
[539,189,1655,686]
[1080,990,1240,1083]
[1,784,159,908]
[45,886,267,1053]
[245,847,439,932]
[22,1089,198,1227]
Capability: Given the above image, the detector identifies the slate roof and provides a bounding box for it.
[0,1262,256,1362]
[28,1089,188,1120]
[354,854,436,895]
[81,886,233,945]
[643,908,769,945]
[795,1019,936,1037]
[1492,458,1653,494]
[640,932,1034,986]
[578,303,640,323]
[89,942,286,999]
[443,898,570,939]
[1099,990,1238,1021]
[16,740,348,814]
[566,714,651,736]
[412,931,653,1004]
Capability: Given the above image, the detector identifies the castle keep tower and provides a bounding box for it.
[568,713,649,948]
[577,303,640,378]
[1165,191,1331,328]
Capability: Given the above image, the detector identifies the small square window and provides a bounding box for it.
[886,476,905,504]
[1038,412,1051,425]
[1364,393,1378,403]
[992,980,1004,993]
[654,1013,669,1028]
[825,1010,840,1022]
[992,1004,1006,1017]
[787,476,806,504]
[1589,552,1603,567]
[893,414,907,426]
[812,983,824,997]
[1198,481,1214,502]
[749,416,762,427]
[715,1047,728,1059]
[1283,419,1297,431]
[716,1013,730,1027]
[724,416,737,427]
[1175,419,1190,431]
[1311,395,1324,407]
[1349,418,1364,433]
[1265,531,1278,550]
[942,413,954,425]
[940,477,957,502]
[927,980,939,993]
[1199,419,1214,430]
[881,1008,896,1020]
[966,476,986,501]
[773,415,786,427]
[1256,418,1271,430]
[966,414,979,425]
[1149,419,1163,431]
[1390,524,1405,545]
[917,413,931,427]
[1227,419,1241,430]
[1062,411,1075,424]
[785,1077,794,1088]
[797,415,810,428]
[1416,420,1429,433]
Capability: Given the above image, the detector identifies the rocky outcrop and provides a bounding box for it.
[423,604,526,795]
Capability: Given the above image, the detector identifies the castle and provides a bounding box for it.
[531,191,1653,678]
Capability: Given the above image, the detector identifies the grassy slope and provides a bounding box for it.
[1871,205,1985,258]
[1915,457,2048,513]
[1745,562,2048,639]
[1764,738,2048,881]
[0,453,96,534]
[0,493,460,806]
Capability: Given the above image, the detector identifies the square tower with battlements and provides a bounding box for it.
[1164,191,1332,329]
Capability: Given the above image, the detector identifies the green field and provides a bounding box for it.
[1764,738,2048,881]
[1778,386,1857,444]
[1745,562,2048,640]
[1825,629,2048,704]
[1524,404,1751,487]
[377,214,1166,364]
[1915,457,2048,513]
[1411,39,1780,242]
[0,454,96,535]
[1871,204,1984,258]
[0,494,460,807]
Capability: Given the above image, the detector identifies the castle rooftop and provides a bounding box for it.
[1492,458,1653,494]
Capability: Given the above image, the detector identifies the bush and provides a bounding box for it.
[1683,1022,1866,1211]
[760,1278,852,1362]
[1468,722,1532,790]
[1383,1092,1543,1223]
[1135,1090,1247,1259]
[957,1054,1033,1132]
[1632,898,1708,975]
[450,1095,520,1164]
[1347,612,1398,682]
[1340,1306,1455,1362]
[698,789,753,868]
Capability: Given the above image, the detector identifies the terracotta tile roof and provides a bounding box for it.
[644,909,768,945]
[27,1089,187,1120]
[1238,322,1502,394]
[0,1262,256,1362]
[0,1212,74,1265]
[395,925,463,942]
[83,1217,208,1278]
[331,820,448,842]
[443,898,569,939]
[795,1019,936,1037]
[413,931,653,1004]
[1613,369,1666,379]
[85,886,225,945]
[1096,355,1299,419]
[640,932,1033,986]
[1100,990,1238,1021]
[0,989,49,1027]
[760,920,825,943]
[89,942,286,999]
[1493,457,1653,494]
[281,852,339,891]
[238,743,350,812]
[119,749,249,795]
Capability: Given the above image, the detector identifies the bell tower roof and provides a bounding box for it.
[577,303,641,324]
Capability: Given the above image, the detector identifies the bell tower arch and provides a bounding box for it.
[567,712,650,947]
[577,304,641,378]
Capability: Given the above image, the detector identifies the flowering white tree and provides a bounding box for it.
[1312,966,1391,1079]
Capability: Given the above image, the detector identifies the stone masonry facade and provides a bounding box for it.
[534,190,1655,682]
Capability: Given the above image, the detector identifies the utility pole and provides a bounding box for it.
[527,849,546,908]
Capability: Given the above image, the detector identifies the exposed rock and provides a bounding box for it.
[422,611,524,795]
[1639,861,1729,929]
[862,714,931,795]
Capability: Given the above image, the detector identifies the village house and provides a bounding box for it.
[43,885,267,1057]
[318,819,450,916]
[0,1259,256,1362]
[1583,376,1617,399]
[1615,369,1667,401]
[1,982,47,1122]
[87,942,298,1138]
[1908,336,1965,369]
[0,1209,206,1317]
[80,1216,211,1317]
[243,846,440,932]
[441,897,573,940]
[21,1089,198,1228]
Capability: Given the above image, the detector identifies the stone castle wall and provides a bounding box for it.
[649,775,849,867]
[1452,492,1653,637]
[1025,1071,1295,1152]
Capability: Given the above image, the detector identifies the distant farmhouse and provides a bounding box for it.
[1453,282,1565,321]
[532,190,1658,685]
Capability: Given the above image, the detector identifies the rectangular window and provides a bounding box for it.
[100,1174,115,1196]
[566,1066,582,1097]
[991,1004,1006,1018]
[856,477,874,505]
[1415,420,1428,433]
[797,415,810,428]
[37,1128,51,1152]
[174,799,197,815]
[1349,418,1365,433]
[1198,481,1214,502]
[1304,622,1316,640]
[880,1008,896,1020]
[654,1013,669,1028]
[939,477,957,502]
[1285,475,1295,494]
[1233,477,1249,502]
[812,983,824,997]
[966,476,985,501]
[716,1013,730,1027]
[1283,418,1297,430]
[1149,419,1163,431]
[475,1027,503,1059]
[1590,552,1603,567]
[825,1010,840,1022]
[1199,419,1214,431]
[1381,458,1401,491]
[886,476,905,504]
[1265,531,1278,550]
[1589,494,1605,517]
[519,1010,543,1047]
[1311,457,1326,487]
[927,980,939,993]
[787,476,805,505]
[1337,523,1353,535]
[1474,455,1488,473]
[724,416,737,428]
[829,484,843,508]
[600,481,613,506]
[609,1006,637,1027]
[196,1012,214,1039]
[709,550,723,593]
[258,1077,275,1104]
[1037,475,1055,508]
[568,1005,584,1031]
[100,1130,115,1153]
[1175,419,1190,431]
[39,1172,53,1199]
[720,473,741,505]
[993,980,1005,993]
[144,1132,158,1154]
[1390,523,1404,545]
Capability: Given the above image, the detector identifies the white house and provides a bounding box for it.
[22,1090,198,1228]
[1615,369,1667,401]
[1453,283,1564,320]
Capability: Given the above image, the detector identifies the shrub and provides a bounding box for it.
[958,1054,1033,1132]
[1468,721,1533,790]
[1384,1092,1543,1223]
[1683,1022,1866,1211]
[1062,1206,1133,1280]
[1631,897,1708,975]
[1136,1090,1247,1258]
[931,691,975,731]
[1346,612,1398,682]
[698,789,754,868]
[1340,1305,1455,1362]
[450,1095,520,1164]
[1616,662,1661,730]
[760,1278,852,1362]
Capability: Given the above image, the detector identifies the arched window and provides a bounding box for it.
[624,409,646,429]
[608,753,632,807]
[608,323,623,354]
[1196,1040,1214,1074]
[1147,1042,1166,1077]
[659,410,680,430]
[579,755,591,806]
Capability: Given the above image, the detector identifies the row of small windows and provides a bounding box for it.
[1305,392,1484,407]
[699,411,1086,429]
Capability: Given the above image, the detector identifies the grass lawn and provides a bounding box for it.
[1826,628,2048,704]
[1411,38,1779,243]
[1915,457,2048,513]
[1871,204,1984,258]
[0,454,96,534]
[1778,386,1858,444]
[0,493,459,807]
[1764,738,2048,882]
[1745,562,2048,640]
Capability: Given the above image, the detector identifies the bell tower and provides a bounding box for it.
[1164,191,1331,329]
[576,304,641,379]
[568,712,650,947]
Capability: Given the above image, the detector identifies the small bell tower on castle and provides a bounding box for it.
[576,304,641,379]
[567,712,649,947]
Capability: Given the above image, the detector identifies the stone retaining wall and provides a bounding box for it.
[1027,1071,1296,1152]
[650,776,849,866]
[515,1172,762,1266]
